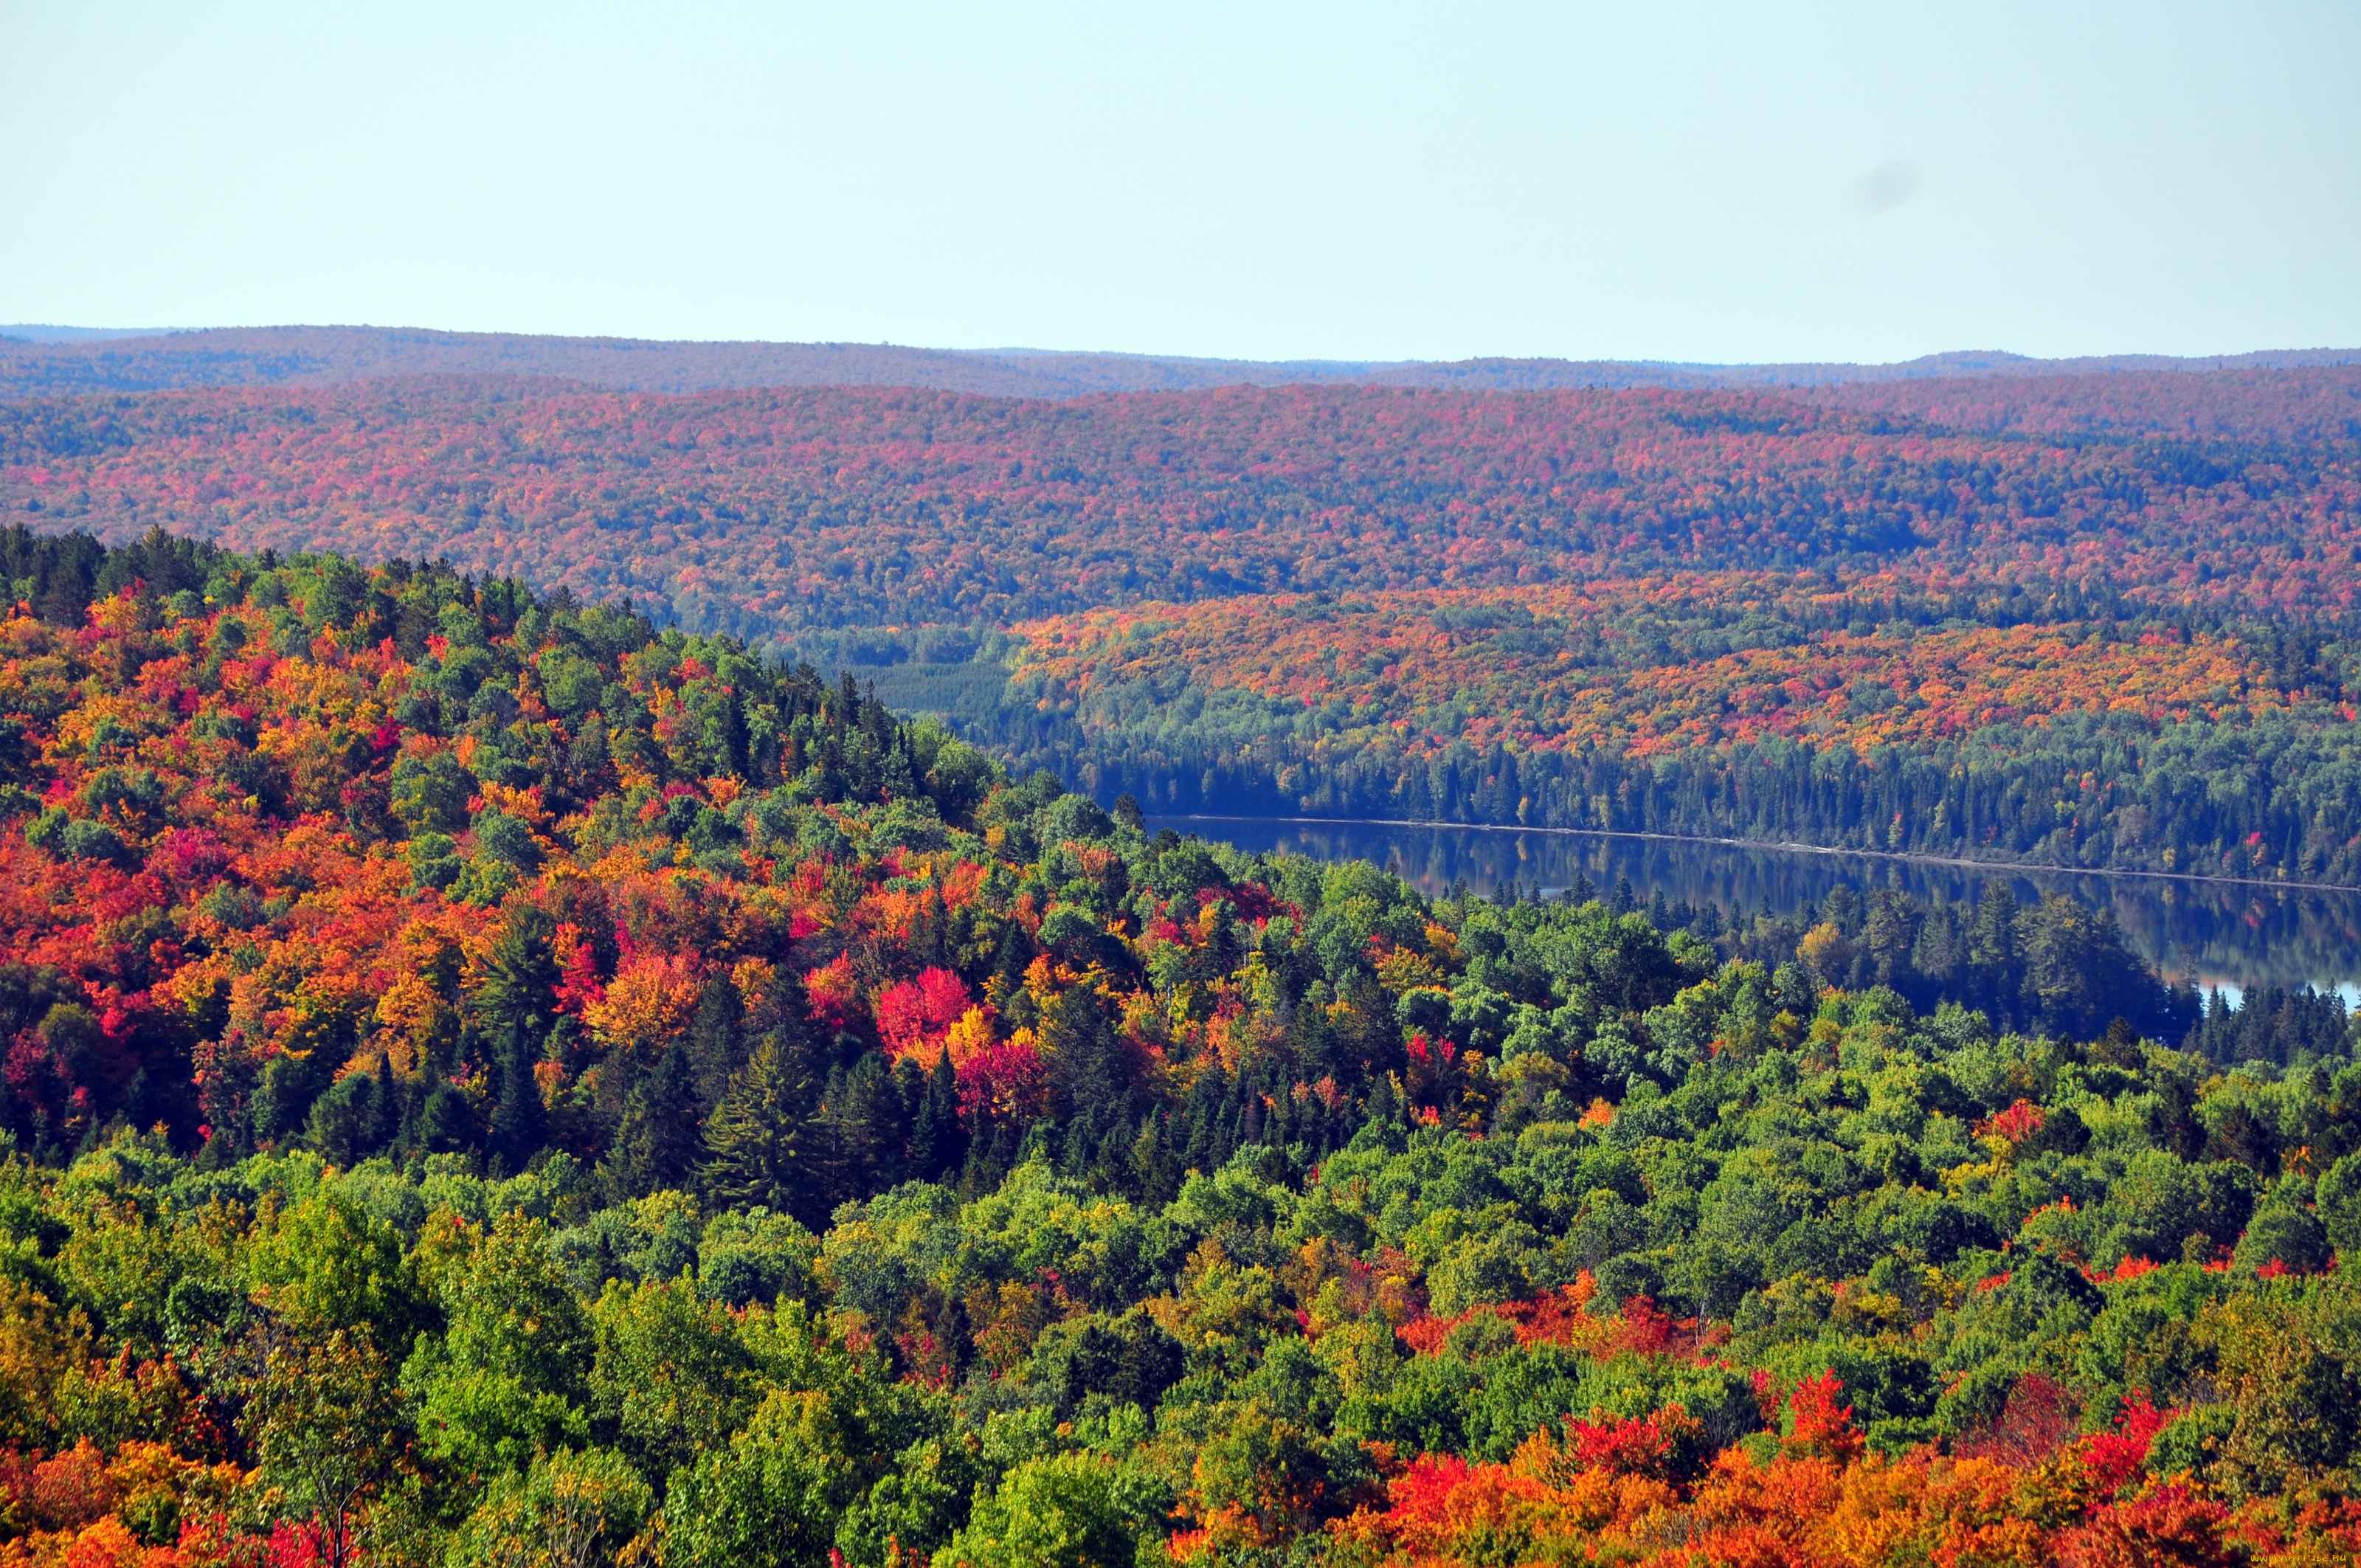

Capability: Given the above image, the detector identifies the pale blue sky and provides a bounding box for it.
[3,2,2356,363]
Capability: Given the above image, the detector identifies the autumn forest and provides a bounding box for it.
[0,352,2358,1566]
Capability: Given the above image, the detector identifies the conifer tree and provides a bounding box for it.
[607,1041,703,1198]
[685,975,744,1115]
[703,1033,818,1223]
[364,1050,398,1159]
[488,1027,546,1178]
[908,1049,965,1181]
[820,1051,909,1201]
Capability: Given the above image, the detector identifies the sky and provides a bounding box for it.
[2,2,2357,365]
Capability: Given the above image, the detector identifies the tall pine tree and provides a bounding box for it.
[908,1049,966,1182]
[703,1033,819,1223]
[606,1040,703,1198]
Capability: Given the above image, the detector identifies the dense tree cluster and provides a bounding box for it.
[990,573,2361,883]
[0,533,2359,1564]
[6,369,2360,888]
[4,375,2358,638]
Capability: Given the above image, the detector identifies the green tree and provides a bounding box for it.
[405,1212,593,1482]
[587,1277,757,1486]
[245,1327,411,1568]
[660,1387,865,1568]
[246,1188,422,1343]
[391,750,475,837]
[932,1450,1155,1568]
[445,1446,651,1568]
[606,1042,703,1201]
[703,1035,818,1222]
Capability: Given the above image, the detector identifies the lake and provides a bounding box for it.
[1150,814,2361,1001]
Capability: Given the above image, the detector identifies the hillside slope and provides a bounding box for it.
[0,531,2357,1568]
[6,375,2357,632]
[7,367,2361,880]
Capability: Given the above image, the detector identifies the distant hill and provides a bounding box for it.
[7,373,2358,635]
[0,324,170,345]
[2,322,2354,399]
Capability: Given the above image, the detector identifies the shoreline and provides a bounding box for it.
[1152,813,2361,899]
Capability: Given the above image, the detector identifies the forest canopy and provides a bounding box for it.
[7,367,2361,883]
[0,531,2355,1565]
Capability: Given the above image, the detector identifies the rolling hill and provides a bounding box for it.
[3,321,2354,398]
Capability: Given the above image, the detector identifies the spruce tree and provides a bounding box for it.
[606,1040,702,1198]
[1041,985,1133,1124]
[703,1033,818,1223]
[908,1049,965,1181]
[1130,1111,1180,1206]
[822,1052,909,1201]
[474,906,558,1045]
[364,1050,398,1161]
[685,975,745,1116]
[488,1027,546,1178]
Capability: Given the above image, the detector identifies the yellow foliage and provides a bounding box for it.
[583,950,705,1056]
[942,1006,998,1067]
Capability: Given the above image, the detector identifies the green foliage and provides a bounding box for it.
[445,1446,650,1568]
[0,529,2357,1564]
[933,1450,1161,1568]
[404,1212,592,1479]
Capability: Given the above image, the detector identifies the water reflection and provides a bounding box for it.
[1152,815,2361,998]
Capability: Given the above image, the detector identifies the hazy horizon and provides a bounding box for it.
[6,322,2358,370]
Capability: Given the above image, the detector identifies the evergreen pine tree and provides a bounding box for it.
[474,906,559,1045]
[1130,1111,1180,1205]
[606,1041,703,1198]
[823,1051,909,1201]
[685,975,745,1116]
[363,1050,398,1160]
[1015,1119,1054,1169]
[1180,1064,1226,1175]
[488,1027,547,1178]
[1042,985,1134,1124]
[991,919,1032,996]
[962,1119,1017,1198]
[908,1049,965,1181]
[703,1033,819,1223]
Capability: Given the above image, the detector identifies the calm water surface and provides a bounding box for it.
[1151,815,2361,1001]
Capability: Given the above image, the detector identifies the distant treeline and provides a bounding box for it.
[976,706,2361,889]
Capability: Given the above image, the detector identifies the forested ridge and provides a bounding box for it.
[4,325,2348,401]
[6,368,2361,883]
[0,531,2357,1565]
[983,576,2361,886]
[7,373,2361,630]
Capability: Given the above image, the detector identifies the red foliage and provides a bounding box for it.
[264,1523,324,1568]
[2088,1256,2160,1285]
[876,967,971,1061]
[1606,1295,1696,1358]
[1980,1098,2048,1145]
[1376,1453,1473,1536]
[954,1039,1047,1127]
[803,953,859,1029]
[550,922,605,1017]
[2082,1394,2171,1499]
[1786,1372,1863,1463]
[1960,1372,2081,1468]
[29,1440,116,1533]
[2058,1482,2239,1568]
[1563,1406,1698,1481]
